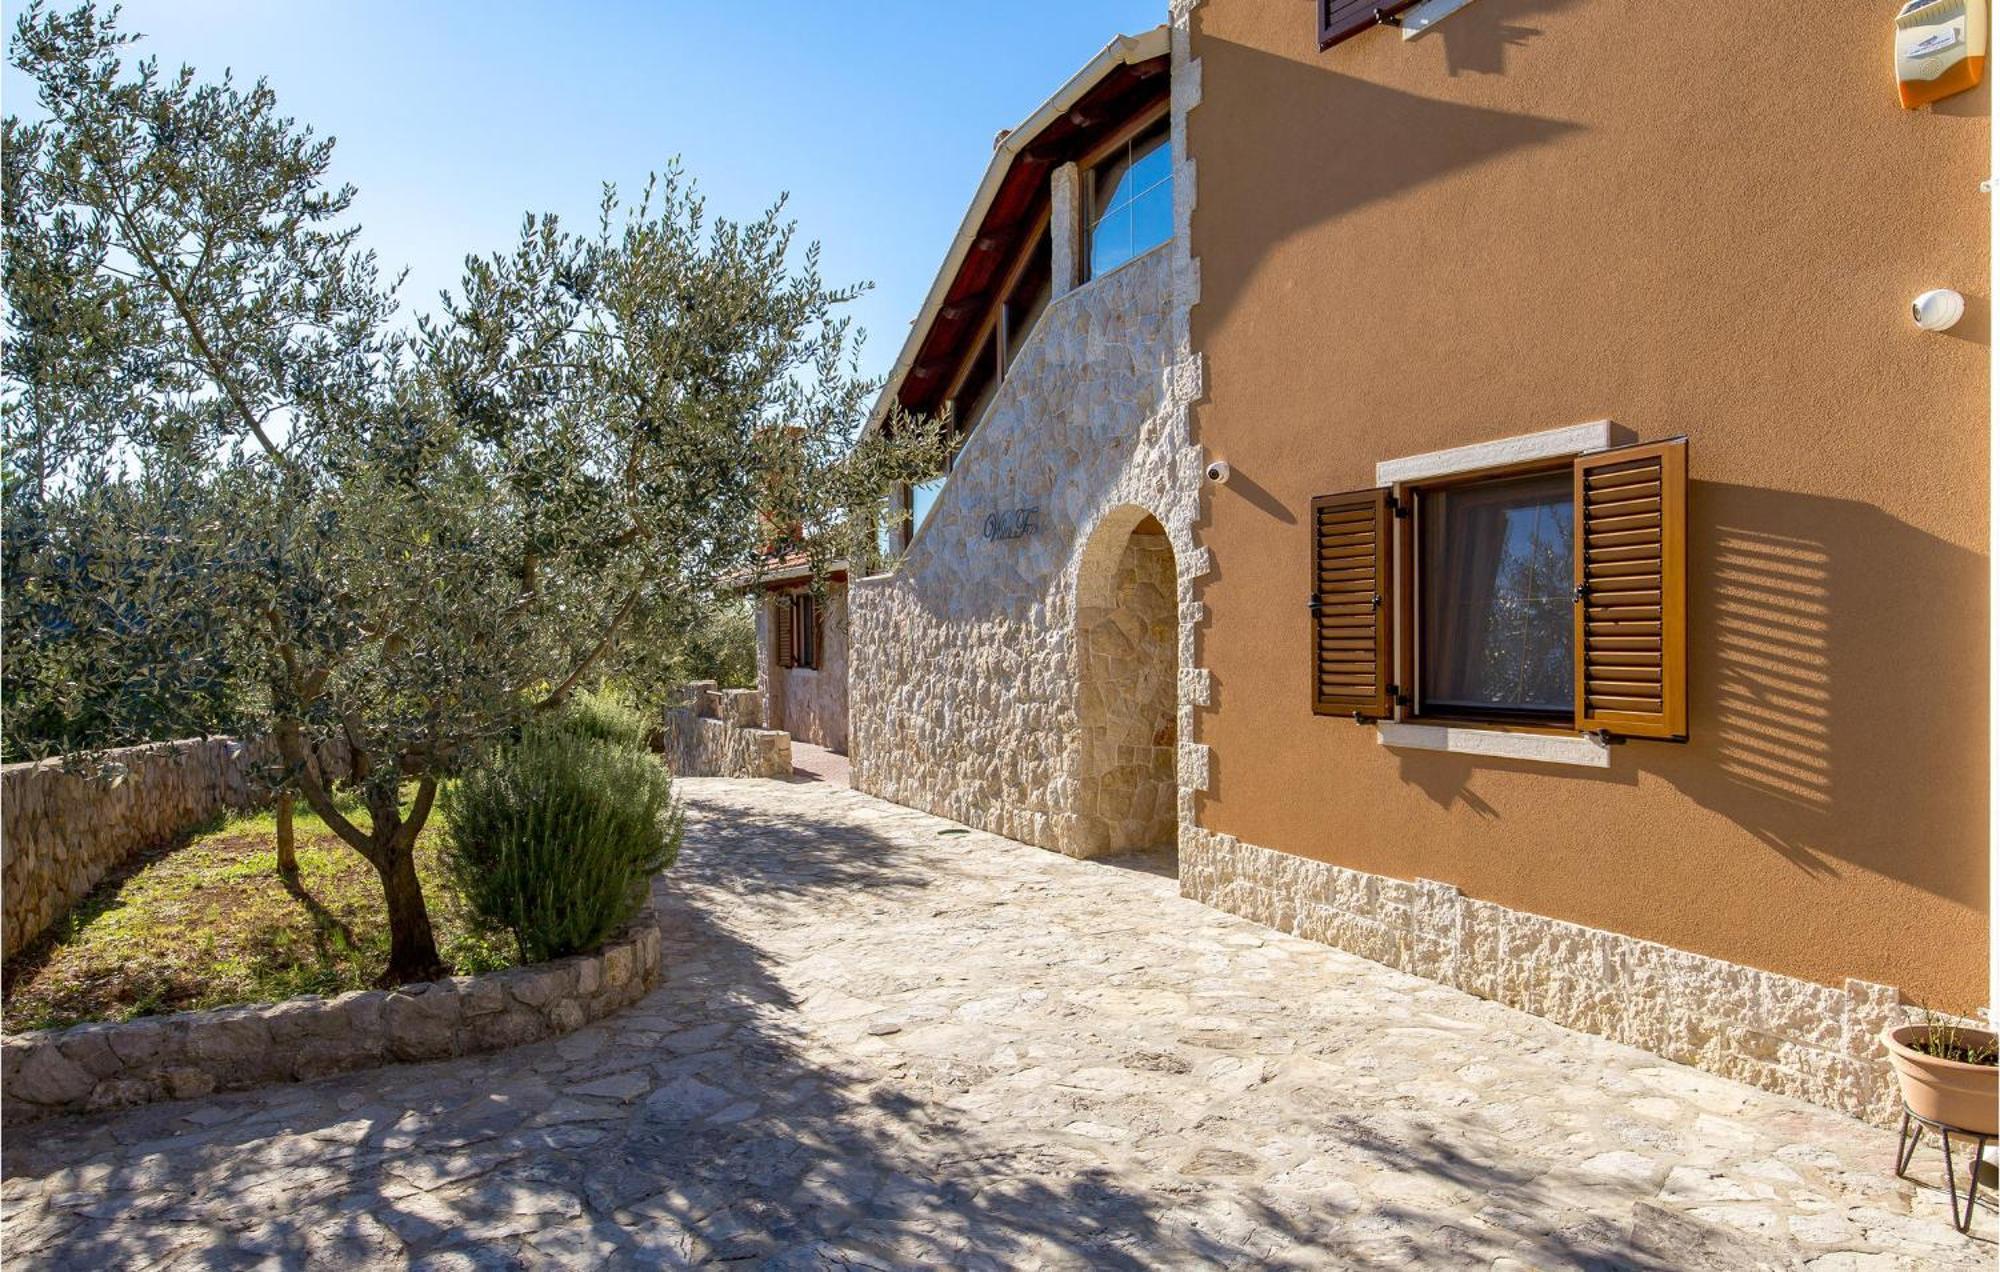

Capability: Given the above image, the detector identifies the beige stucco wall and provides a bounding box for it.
[1186,0,1989,1009]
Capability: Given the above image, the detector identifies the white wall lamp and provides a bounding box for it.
[1913,287,1967,331]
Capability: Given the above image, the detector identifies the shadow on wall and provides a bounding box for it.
[1677,482,1985,909]
[1378,482,1986,912]
[1425,0,1585,78]
[1188,34,1582,341]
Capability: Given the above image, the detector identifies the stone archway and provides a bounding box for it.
[1075,506,1180,861]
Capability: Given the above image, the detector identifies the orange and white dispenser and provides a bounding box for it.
[1897,0,1987,108]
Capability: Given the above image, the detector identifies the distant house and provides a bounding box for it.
[791,2,1988,1125]
[748,556,849,755]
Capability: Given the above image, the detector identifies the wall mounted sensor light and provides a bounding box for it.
[1912,288,1966,331]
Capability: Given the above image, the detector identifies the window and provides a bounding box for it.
[1417,471,1574,720]
[776,592,821,671]
[907,477,946,546]
[1310,439,1687,740]
[1086,118,1171,280]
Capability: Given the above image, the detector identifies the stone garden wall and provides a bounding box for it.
[661,683,792,780]
[1,906,662,1123]
[2,736,348,961]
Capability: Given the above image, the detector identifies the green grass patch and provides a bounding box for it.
[1,790,514,1032]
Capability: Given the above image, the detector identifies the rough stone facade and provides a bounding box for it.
[1180,827,1922,1127]
[0,906,662,1124]
[1078,527,1178,853]
[661,683,792,780]
[848,13,1210,858]
[757,586,850,754]
[2,736,347,961]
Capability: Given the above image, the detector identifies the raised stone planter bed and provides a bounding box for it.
[0,907,663,1124]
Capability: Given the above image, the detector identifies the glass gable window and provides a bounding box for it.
[1087,119,1171,280]
[1418,470,1575,718]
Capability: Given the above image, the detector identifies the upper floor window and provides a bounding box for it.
[1087,118,1171,279]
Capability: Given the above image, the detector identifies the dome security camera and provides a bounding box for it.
[1912,288,1965,332]
[1205,458,1232,485]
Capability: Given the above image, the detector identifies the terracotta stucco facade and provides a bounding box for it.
[1185,0,1989,1012]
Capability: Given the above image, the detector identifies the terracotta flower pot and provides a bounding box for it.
[1881,1024,1999,1135]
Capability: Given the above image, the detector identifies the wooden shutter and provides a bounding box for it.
[774,596,794,669]
[1321,0,1421,49]
[1311,487,1395,719]
[1573,439,1687,739]
[810,596,825,671]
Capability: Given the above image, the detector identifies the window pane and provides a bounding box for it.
[1089,205,1134,278]
[1128,179,1172,260]
[1420,472,1574,714]
[909,476,946,541]
[1088,123,1170,281]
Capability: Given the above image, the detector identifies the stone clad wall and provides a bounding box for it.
[848,11,1210,859]
[849,244,1206,857]
[1,906,662,1123]
[1078,530,1179,853]
[1180,828,1920,1127]
[2,737,347,961]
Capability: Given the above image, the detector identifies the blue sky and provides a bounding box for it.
[2,1,1163,383]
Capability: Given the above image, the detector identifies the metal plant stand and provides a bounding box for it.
[1894,1106,1994,1235]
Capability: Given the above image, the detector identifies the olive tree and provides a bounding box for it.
[3,2,939,983]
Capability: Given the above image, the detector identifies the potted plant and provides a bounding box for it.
[1881,1011,1998,1135]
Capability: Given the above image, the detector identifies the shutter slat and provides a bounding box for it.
[1573,440,1687,739]
[1311,487,1394,719]
[1585,543,1663,564]
[1587,513,1664,535]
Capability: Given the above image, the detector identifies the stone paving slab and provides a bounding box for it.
[1,777,1991,1268]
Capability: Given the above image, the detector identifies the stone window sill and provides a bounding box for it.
[1376,722,1610,769]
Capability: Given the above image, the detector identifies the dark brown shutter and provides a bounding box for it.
[774,596,794,669]
[810,596,825,671]
[1320,0,1421,49]
[1573,439,1687,739]
[1311,487,1394,719]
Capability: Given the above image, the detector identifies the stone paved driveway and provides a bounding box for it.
[2,777,1991,1269]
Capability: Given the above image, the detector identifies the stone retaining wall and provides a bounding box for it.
[0,907,663,1124]
[1181,827,1921,1127]
[3,737,348,961]
[661,683,791,779]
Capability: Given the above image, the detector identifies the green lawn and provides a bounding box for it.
[1,791,513,1032]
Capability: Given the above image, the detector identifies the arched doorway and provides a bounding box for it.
[1075,507,1179,863]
